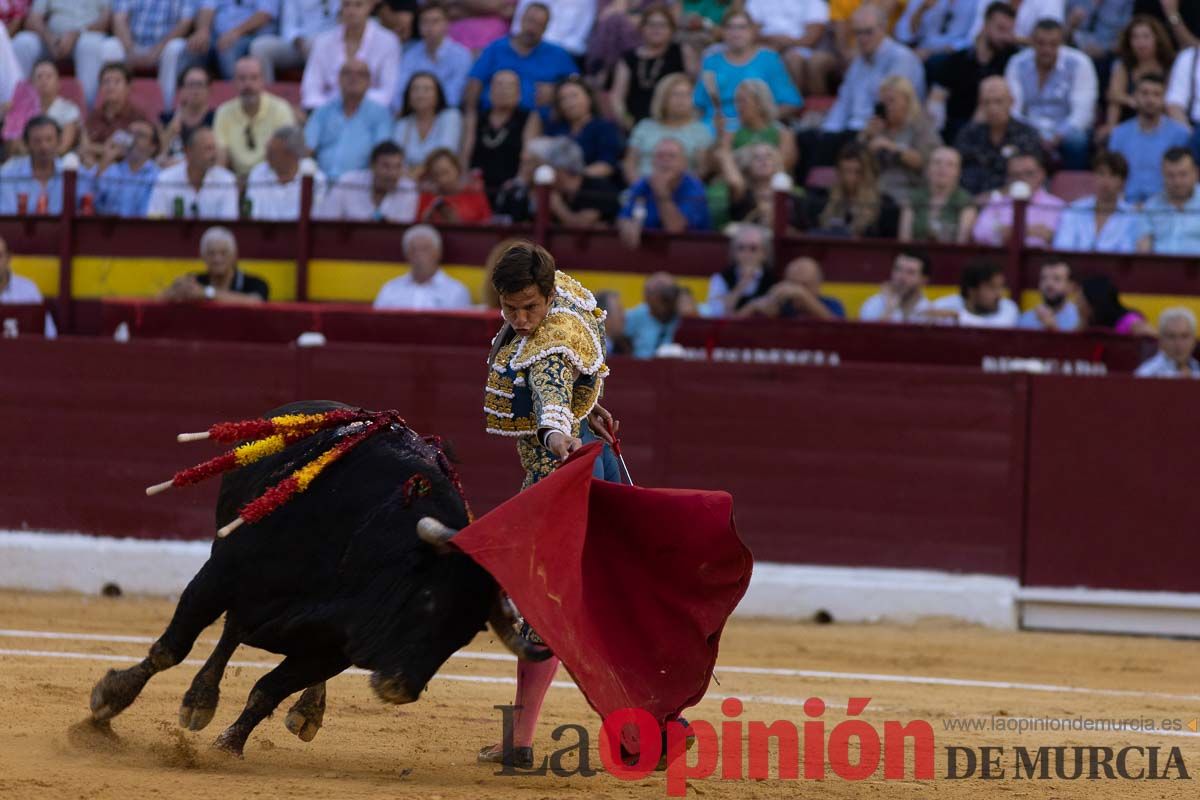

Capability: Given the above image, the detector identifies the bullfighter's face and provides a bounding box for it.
[500,285,553,338]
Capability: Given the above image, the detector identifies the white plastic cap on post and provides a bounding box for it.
[770,171,794,193]
[61,152,80,172]
[1008,180,1032,201]
[300,157,317,177]
[533,164,556,186]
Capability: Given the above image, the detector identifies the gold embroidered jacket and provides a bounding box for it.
[484,271,610,445]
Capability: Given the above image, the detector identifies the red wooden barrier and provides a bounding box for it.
[1023,375,1200,593]
[0,304,49,337]
[96,300,1160,373]
[3,336,1198,593]
[673,317,1159,373]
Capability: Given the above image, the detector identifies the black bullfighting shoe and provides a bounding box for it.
[478,742,534,769]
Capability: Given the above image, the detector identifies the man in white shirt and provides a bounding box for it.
[373,225,472,311]
[508,0,594,57]
[0,235,57,337]
[1135,307,1200,378]
[246,127,327,221]
[300,0,401,110]
[931,258,1019,328]
[315,140,418,222]
[0,26,20,108]
[1165,43,1200,160]
[1167,45,1200,128]
[250,0,341,83]
[859,251,935,323]
[700,225,774,318]
[146,126,239,220]
[1003,17,1097,170]
[744,0,832,96]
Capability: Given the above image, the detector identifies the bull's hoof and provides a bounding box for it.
[284,686,326,742]
[90,666,150,722]
[179,704,217,732]
[284,709,321,742]
[211,729,246,758]
[370,673,419,705]
[179,682,219,731]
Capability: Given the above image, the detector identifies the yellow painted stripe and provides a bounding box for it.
[12,257,60,296]
[307,261,712,309]
[1018,289,1200,328]
[70,257,297,301]
[40,254,1200,328]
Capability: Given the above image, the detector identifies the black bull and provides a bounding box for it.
[88,400,548,756]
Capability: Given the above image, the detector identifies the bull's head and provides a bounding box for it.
[417,517,552,664]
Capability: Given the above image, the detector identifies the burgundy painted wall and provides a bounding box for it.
[1023,375,1200,594]
[2,338,1025,578]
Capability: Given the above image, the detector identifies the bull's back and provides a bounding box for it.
[210,401,471,617]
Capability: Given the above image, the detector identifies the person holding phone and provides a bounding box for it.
[856,74,942,204]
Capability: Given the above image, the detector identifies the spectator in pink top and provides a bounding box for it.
[1075,275,1154,335]
[445,0,516,52]
[971,151,1064,248]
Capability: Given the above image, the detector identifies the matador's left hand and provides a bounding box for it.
[587,405,618,444]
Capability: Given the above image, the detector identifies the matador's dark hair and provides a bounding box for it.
[491,241,557,298]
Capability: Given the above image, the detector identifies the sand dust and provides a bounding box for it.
[0,591,1197,799]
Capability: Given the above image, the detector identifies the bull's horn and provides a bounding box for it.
[489,596,552,662]
[417,517,459,551]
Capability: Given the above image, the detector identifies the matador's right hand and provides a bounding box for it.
[546,431,583,461]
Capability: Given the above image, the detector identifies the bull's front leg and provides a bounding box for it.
[284,681,328,742]
[214,655,348,757]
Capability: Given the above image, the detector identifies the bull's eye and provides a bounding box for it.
[402,474,433,507]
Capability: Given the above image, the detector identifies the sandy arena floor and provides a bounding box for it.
[0,590,1197,799]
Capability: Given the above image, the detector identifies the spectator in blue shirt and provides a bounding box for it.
[624,272,686,358]
[693,9,803,132]
[395,2,472,109]
[617,138,711,248]
[462,2,577,120]
[94,117,160,217]
[894,0,981,57]
[545,76,624,184]
[1108,73,1192,204]
[304,58,393,182]
[189,0,278,79]
[1136,147,1200,255]
[0,116,79,216]
[1017,259,1081,331]
[112,0,196,109]
[1051,151,1141,254]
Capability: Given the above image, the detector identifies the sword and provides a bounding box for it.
[604,419,634,486]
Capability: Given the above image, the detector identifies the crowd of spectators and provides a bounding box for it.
[1,0,1200,371]
[0,0,1198,247]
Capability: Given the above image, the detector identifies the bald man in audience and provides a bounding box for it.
[953,76,1044,196]
[737,257,846,320]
